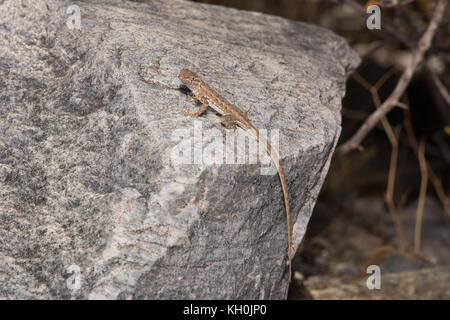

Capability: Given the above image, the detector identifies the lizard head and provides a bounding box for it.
[178,69,201,88]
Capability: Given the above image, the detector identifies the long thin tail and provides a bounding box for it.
[247,128,292,279]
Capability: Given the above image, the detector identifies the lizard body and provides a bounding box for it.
[178,68,292,278]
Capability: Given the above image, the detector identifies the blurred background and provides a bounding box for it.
[188,0,450,299]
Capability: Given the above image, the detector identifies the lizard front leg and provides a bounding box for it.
[220,115,237,129]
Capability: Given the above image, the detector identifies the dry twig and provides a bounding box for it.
[429,71,450,105]
[352,69,406,250]
[414,138,428,254]
[338,0,448,154]
[403,107,450,219]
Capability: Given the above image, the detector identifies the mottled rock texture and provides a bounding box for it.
[0,0,359,299]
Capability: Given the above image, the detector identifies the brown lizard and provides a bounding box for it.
[178,68,292,278]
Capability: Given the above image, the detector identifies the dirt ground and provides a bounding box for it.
[289,196,450,299]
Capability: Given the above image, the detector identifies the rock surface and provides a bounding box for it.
[0,0,359,299]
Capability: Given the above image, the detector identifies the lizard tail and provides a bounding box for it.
[273,152,292,279]
[249,129,292,279]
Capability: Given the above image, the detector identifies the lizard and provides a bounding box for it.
[178,68,292,278]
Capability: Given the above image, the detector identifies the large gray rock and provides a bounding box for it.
[0,0,359,299]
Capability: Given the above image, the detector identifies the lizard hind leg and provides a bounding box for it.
[220,115,237,129]
[242,106,261,123]
[183,102,209,117]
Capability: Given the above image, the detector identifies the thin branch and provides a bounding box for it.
[403,107,450,219]
[384,125,405,251]
[430,71,450,105]
[338,0,447,155]
[414,138,428,254]
[352,70,406,250]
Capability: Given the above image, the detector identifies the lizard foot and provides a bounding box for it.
[220,115,237,129]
